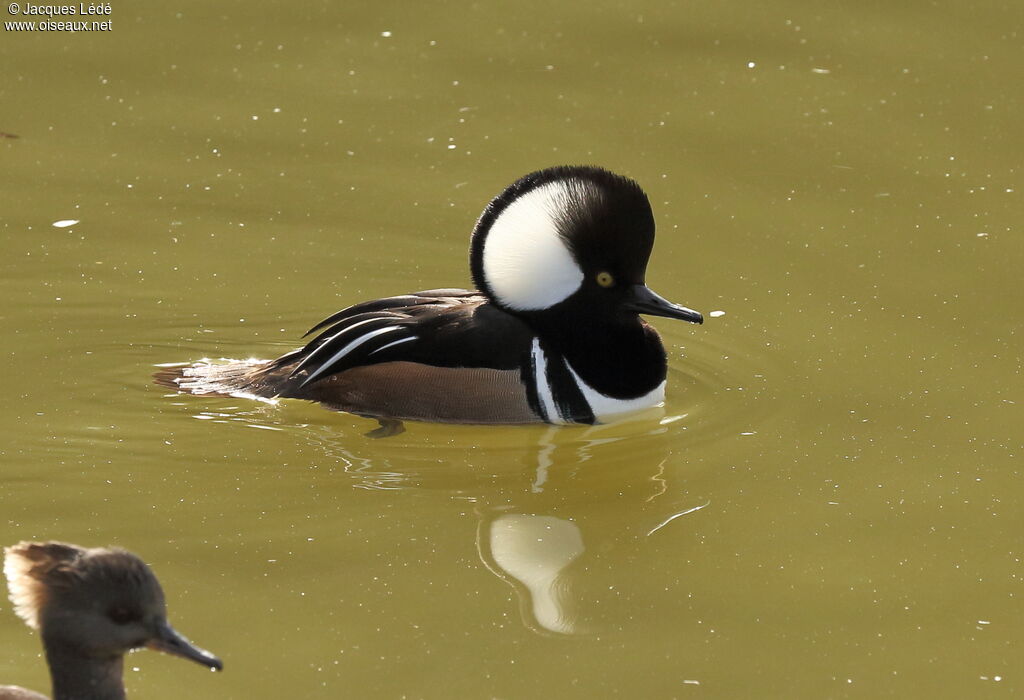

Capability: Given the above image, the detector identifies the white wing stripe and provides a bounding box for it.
[368,336,417,356]
[299,316,394,368]
[300,326,402,386]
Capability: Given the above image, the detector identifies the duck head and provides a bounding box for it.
[469,165,703,326]
[4,541,223,671]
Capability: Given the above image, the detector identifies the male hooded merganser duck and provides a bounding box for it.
[156,165,703,425]
[1,542,222,700]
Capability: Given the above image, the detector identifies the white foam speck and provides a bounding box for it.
[53,219,79,228]
[709,310,726,318]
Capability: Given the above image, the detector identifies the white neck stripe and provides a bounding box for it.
[564,361,665,421]
[531,338,565,424]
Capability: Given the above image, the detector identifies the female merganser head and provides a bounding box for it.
[2,541,222,700]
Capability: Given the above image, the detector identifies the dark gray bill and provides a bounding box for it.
[625,285,703,324]
[147,621,224,671]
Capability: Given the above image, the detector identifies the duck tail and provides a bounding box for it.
[153,359,288,402]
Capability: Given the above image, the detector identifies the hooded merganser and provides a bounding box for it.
[156,165,703,425]
[1,541,222,700]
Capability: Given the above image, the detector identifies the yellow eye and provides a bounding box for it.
[596,271,615,288]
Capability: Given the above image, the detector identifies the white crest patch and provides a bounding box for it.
[482,180,591,310]
[4,545,44,629]
[565,361,666,422]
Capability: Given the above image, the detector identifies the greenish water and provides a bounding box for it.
[2,1,1022,697]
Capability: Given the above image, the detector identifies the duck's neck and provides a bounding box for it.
[45,643,126,700]
[535,313,667,399]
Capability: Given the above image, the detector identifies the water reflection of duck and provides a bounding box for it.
[469,423,710,636]
[1,542,222,700]
[285,413,710,636]
[157,166,703,429]
[479,512,586,635]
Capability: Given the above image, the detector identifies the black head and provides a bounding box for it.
[469,165,703,325]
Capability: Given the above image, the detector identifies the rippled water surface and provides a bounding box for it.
[2,1,1022,697]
